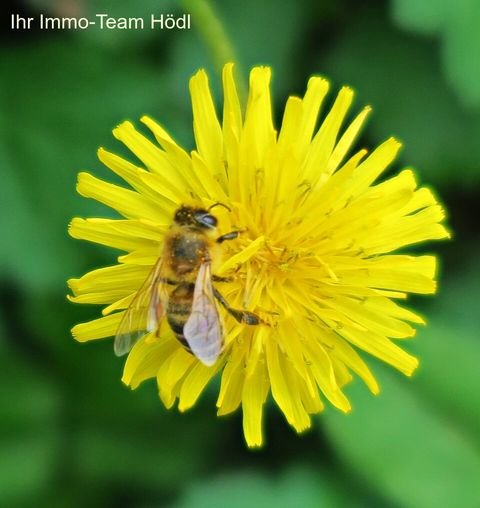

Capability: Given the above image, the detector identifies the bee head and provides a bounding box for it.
[174,206,218,229]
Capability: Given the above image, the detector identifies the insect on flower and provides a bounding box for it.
[68,63,450,447]
[114,203,261,366]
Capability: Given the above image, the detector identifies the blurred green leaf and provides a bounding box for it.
[173,465,348,508]
[0,436,58,505]
[323,364,480,508]
[0,354,59,430]
[414,319,480,446]
[0,348,60,505]
[75,418,219,490]
[413,253,480,445]
[427,251,479,325]
[0,131,69,291]
[391,0,446,33]
[0,37,176,291]
[392,0,480,109]
[318,7,480,186]
[169,0,308,107]
[214,0,307,98]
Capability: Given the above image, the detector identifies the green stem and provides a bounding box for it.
[179,0,247,103]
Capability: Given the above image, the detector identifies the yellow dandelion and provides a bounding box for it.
[68,64,450,447]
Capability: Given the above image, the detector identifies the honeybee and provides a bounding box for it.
[114,204,261,366]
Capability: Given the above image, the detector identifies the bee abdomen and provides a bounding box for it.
[167,283,194,353]
[167,314,192,352]
[167,303,191,316]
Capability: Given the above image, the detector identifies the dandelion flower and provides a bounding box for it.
[68,64,450,447]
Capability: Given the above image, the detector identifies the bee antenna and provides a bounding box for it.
[208,202,231,213]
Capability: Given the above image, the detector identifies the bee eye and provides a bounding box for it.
[196,213,217,228]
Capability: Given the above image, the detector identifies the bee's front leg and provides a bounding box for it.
[212,274,234,283]
[213,288,261,325]
[216,231,242,243]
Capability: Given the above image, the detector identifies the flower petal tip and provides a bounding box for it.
[70,325,81,342]
[406,358,420,377]
[112,121,134,140]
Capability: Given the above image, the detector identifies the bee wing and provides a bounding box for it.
[114,258,167,356]
[183,263,223,366]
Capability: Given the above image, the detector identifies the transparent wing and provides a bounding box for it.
[183,263,224,366]
[114,258,167,356]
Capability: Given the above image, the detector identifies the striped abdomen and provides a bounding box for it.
[167,282,195,352]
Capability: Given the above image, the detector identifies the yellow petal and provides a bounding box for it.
[178,360,223,412]
[296,76,330,161]
[67,291,128,306]
[347,137,402,198]
[140,116,202,198]
[277,97,303,157]
[303,87,354,184]
[71,312,122,342]
[326,106,371,175]
[189,69,223,176]
[77,172,168,222]
[69,217,164,252]
[97,147,177,208]
[217,343,245,416]
[216,236,265,274]
[101,293,135,315]
[222,62,242,172]
[242,355,269,448]
[276,319,316,399]
[117,249,159,266]
[322,330,379,394]
[323,295,416,339]
[113,121,173,176]
[265,339,311,431]
[122,332,176,389]
[243,66,276,169]
[338,323,419,376]
[297,367,324,414]
[68,263,150,296]
[336,255,437,294]
[190,150,228,201]
[157,347,196,409]
[277,353,312,430]
[303,338,352,412]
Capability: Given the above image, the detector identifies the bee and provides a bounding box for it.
[114,204,261,366]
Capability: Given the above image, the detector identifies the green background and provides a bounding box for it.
[1,0,479,506]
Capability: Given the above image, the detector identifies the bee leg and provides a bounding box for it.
[212,274,234,283]
[208,202,231,213]
[217,231,242,243]
[213,288,261,325]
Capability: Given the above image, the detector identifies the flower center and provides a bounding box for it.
[256,242,300,274]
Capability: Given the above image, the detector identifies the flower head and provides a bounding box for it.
[69,64,449,447]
